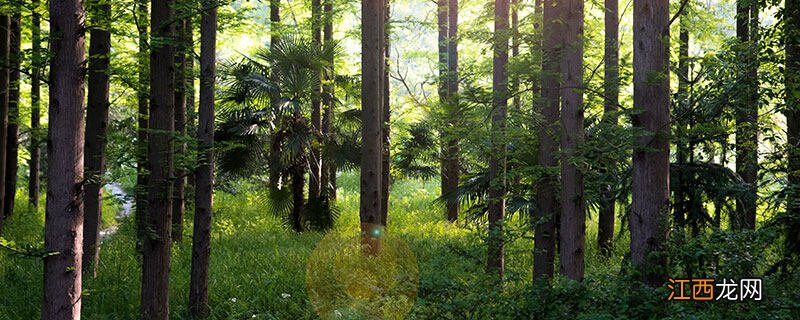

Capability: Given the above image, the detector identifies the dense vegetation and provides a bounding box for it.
[0,0,799,318]
[2,175,797,319]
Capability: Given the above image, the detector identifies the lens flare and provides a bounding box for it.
[306,229,419,320]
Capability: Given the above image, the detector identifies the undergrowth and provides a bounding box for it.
[1,173,798,319]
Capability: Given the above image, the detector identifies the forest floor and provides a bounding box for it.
[1,173,799,319]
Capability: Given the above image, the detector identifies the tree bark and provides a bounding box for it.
[172,15,189,242]
[360,0,385,255]
[189,2,215,315]
[437,0,454,221]
[437,0,447,105]
[321,0,334,199]
[673,17,689,232]
[487,0,509,279]
[734,0,759,230]
[381,0,391,227]
[559,0,585,281]
[785,0,800,259]
[631,0,670,287]
[4,13,20,219]
[598,0,618,257]
[329,161,337,200]
[309,0,323,201]
[42,0,86,317]
[28,0,42,209]
[135,0,150,248]
[186,18,197,192]
[0,16,9,233]
[291,157,306,232]
[442,0,460,222]
[83,0,112,278]
[140,0,176,318]
[271,0,280,49]
[534,0,559,281]
[510,0,519,110]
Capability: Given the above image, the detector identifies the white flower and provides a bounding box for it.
[230,298,237,303]
[334,310,343,317]
[281,293,291,299]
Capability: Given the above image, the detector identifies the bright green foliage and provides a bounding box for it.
[3,0,800,317]
[2,174,799,319]
[214,35,348,231]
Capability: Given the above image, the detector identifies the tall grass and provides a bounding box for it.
[1,174,798,319]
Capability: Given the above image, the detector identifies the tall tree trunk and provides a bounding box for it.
[289,115,308,232]
[186,19,197,192]
[559,0,585,281]
[28,0,42,209]
[309,0,323,202]
[43,0,86,317]
[509,1,521,189]
[172,15,189,243]
[734,0,759,230]
[437,0,447,105]
[437,0,449,221]
[0,16,9,232]
[135,0,150,248]
[631,0,670,287]
[329,159,337,200]
[271,0,280,48]
[189,1,215,314]
[598,0,618,257]
[510,0,519,110]
[269,0,284,192]
[360,0,385,255]
[291,158,306,232]
[83,0,112,278]
[674,19,689,232]
[533,0,559,281]
[381,0,391,227]
[321,0,334,200]
[267,0,282,193]
[4,13,20,219]
[487,0,509,279]
[443,0,460,222]
[437,0,455,222]
[140,0,176,318]
[785,0,800,260]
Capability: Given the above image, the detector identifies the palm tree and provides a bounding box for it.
[216,35,349,231]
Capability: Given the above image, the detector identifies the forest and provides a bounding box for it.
[0,0,799,318]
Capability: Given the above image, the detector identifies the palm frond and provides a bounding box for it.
[258,186,295,230]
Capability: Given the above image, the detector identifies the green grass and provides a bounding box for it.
[1,174,799,319]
